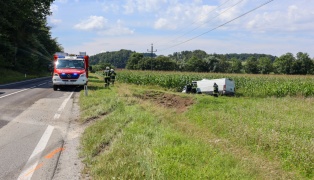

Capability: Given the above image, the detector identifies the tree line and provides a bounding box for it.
[89,49,155,71]
[0,0,61,74]
[91,49,314,75]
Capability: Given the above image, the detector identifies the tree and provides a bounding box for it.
[138,57,151,70]
[228,57,242,73]
[258,57,273,74]
[295,52,313,74]
[184,56,208,72]
[207,55,219,72]
[0,0,61,74]
[154,56,176,71]
[217,57,230,73]
[244,56,258,74]
[89,49,134,68]
[273,53,295,74]
[192,50,207,60]
[126,53,143,70]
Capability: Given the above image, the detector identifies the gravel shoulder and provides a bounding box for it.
[52,93,88,180]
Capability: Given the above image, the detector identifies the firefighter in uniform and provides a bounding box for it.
[213,82,218,97]
[110,69,116,86]
[191,83,197,94]
[103,67,111,88]
[186,83,192,93]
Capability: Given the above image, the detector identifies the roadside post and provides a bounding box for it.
[84,85,88,96]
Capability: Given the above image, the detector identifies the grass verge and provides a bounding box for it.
[79,73,313,179]
[0,68,50,85]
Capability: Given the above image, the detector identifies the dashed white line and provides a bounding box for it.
[0,82,47,99]
[0,88,30,99]
[0,77,50,87]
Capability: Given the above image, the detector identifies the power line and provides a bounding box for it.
[165,0,245,45]
[159,0,275,52]
[154,0,233,45]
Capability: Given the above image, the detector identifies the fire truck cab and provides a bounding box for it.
[52,52,89,91]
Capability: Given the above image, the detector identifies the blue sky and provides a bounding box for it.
[48,0,314,57]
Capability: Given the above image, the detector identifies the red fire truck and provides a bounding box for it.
[52,52,89,91]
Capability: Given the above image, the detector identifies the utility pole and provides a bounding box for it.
[147,43,157,70]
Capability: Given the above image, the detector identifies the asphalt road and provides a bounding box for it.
[0,78,84,180]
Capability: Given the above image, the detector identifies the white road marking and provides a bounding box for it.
[53,92,74,119]
[36,82,47,87]
[0,82,47,99]
[0,77,50,87]
[17,125,55,180]
[0,88,30,99]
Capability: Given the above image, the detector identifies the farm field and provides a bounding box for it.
[79,71,313,179]
[115,70,314,97]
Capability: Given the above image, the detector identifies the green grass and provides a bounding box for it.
[114,70,314,97]
[187,96,313,178]
[79,73,313,179]
[0,68,50,84]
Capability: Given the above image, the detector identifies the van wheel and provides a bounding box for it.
[53,85,58,91]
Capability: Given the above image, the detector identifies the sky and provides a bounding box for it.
[48,0,314,58]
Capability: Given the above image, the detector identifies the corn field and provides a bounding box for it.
[99,70,314,97]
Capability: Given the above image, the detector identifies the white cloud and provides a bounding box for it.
[244,4,314,33]
[123,0,135,14]
[98,26,134,36]
[50,4,58,12]
[196,5,217,24]
[60,29,314,57]
[152,2,218,30]
[74,16,107,31]
[63,35,151,56]
[218,5,241,22]
[57,0,68,3]
[50,0,314,58]
[48,4,61,26]
[123,0,168,14]
[49,18,62,25]
[98,20,134,36]
[154,18,177,30]
[102,3,120,13]
[73,16,134,36]
[136,0,163,12]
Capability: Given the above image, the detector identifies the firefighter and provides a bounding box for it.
[191,83,197,93]
[103,67,111,88]
[110,69,117,86]
[186,83,192,93]
[213,82,218,97]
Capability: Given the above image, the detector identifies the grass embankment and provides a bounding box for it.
[0,68,50,85]
[79,73,313,179]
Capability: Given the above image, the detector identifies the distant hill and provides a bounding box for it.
[89,49,135,68]
[90,49,277,68]
[89,49,156,68]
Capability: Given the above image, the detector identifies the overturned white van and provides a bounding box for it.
[183,78,235,96]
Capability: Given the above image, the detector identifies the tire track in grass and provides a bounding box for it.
[132,90,302,179]
[93,117,133,157]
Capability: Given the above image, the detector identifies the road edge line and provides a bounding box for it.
[0,77,50,87]
[17,125,55,180]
